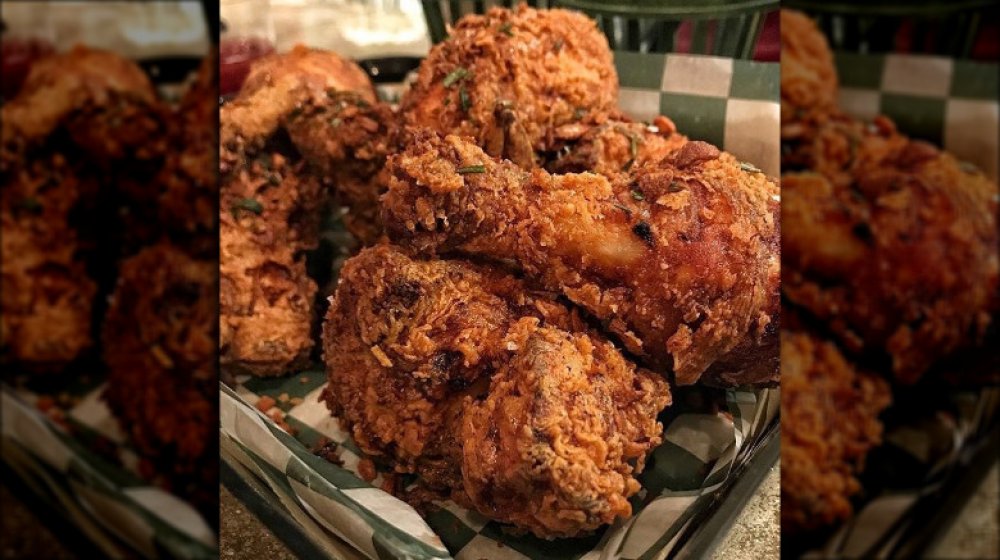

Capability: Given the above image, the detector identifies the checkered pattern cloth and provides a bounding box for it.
[834,52,999,179]
[616,52,780,176]
[222,379,778,560]
[1,383,217,558]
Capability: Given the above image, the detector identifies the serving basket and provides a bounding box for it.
[220,46,780,560]
[782,5,1000,557]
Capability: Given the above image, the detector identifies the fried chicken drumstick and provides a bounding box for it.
[322,245,671,538]
[382,131,780,386]
[220,46,390,375]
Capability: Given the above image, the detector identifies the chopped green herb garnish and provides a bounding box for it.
[553,38,564,52]
[457,164,486,174]
[573,107,586,120]
[231,197,263,218]
[330,117,342,127]
[739,162,762,174]
[668,181,684,193]
[268,174,282,185]
[617,127,640,171]
[959,161,979,174]
[257,155,272,170]
[499,22,514,36]
[443,67,469,88]
[17,197,43,214]
[614,203,632,216]
[459,85,470,112]
[631,189,644,201]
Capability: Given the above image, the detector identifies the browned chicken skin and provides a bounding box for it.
[102,242,217,516]
[382,131,780,386]
[220,46,386,375]
[462,320,670,537]
[401,5,619,168]
[1,154,96,369]
[545,114,689,176]
[322,245,670,538]
[782,153,998,383]
[781,330,891,534]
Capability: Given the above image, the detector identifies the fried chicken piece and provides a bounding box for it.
[382,131,780,386]
[1,152,96,370]
[1,46,168,167]
[780,10,838,128]
[284,90,396,245]
[102,242,217,516]
[782,145,998,383]
[322,244,585,490]
[781,330,891,534]
[220,47,383,374]
[461,320,670,538]
[158,53,219,256]
[322,245,670,538]
[220,152,320,376]
[545,114,689,176]
[401,5,618,168]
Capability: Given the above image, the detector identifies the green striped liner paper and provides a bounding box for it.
[1,385,217,558]
[222,381,779,560]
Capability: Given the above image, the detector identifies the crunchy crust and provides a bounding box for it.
[462,321,670,538]
[383,131,780,386]
[220,47,385,374]
[782,153,998,382]
[321,245,670,538]
[102,242,217,515]
[401,5,618,167]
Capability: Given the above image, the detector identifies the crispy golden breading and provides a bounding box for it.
[462,320,670,538]
[779,10,838,127]
[401,5,618,168]
[220,46,378,151]
[322,244,585,490]
[2,46,168,167]
[1,156,96,369]
[545,114,689,176]
[220,47,384,374]
[220,152,320,376]
[781,330,891,534]
[322,245,670,538]
[102,242,217,515]
[158,53,218,256]
[382,131,780,386]
[782,147,998,383]
[284,90,396,244]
